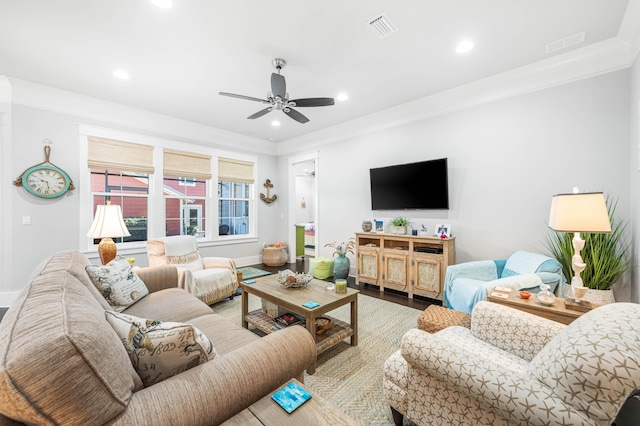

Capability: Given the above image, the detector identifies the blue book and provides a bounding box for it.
[271,381,312,413]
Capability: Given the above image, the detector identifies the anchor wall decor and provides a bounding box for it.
[260,179,278,204]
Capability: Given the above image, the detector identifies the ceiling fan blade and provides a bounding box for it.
[219,92,268,103]
[247,107,272,120]
[284,107,309,124]
[271,73,286,99]
[290,97,335,107]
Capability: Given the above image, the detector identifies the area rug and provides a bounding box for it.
[236,266,272,280]
[211,293,421,425]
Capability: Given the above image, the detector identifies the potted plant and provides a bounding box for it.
[325,239,355,279]
[389,216,413,235]
[544,197,631,304]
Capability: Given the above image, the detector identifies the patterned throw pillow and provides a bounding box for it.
[86,257,149,312]
[105,311,217,387]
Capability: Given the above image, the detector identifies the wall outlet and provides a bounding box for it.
[22,216,31,225]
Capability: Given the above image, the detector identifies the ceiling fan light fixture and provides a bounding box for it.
[271,120,281,127]
[337,93,349,101]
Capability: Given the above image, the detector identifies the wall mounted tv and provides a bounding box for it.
[370,158,449,210]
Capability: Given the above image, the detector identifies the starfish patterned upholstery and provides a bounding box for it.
[383,301,640,426]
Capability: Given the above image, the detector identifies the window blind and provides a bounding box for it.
[87,136,155,174]
[164,149,212,179]
[218,157,254,184]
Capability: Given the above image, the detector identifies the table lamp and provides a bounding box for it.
[548,191,611,289]
[87,203,131,265]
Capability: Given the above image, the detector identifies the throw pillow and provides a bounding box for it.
[105,311,217,387]
[86,257,149,312]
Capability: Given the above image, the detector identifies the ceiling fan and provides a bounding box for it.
[219,58,335,124]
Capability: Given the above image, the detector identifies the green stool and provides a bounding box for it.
[309,257,334,279]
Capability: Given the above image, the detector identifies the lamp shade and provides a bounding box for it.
[87,204,131,239]
[548,192,611,233]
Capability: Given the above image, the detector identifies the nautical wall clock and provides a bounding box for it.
[14,145,75,198]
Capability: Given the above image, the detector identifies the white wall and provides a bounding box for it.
[629,51,640,304]
[294,175,315,224]
[294,70,633,300]
[3,102,286,295]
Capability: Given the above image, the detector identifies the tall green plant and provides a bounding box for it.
[544,197,631,290]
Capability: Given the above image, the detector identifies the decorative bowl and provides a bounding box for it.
[277,271,313,288]
[519,291,531,299]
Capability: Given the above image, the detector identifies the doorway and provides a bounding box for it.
[288,153,319,262]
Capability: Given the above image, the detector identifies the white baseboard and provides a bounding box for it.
[0,291,20,308]
[234,255,264,268]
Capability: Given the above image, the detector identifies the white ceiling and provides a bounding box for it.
[0,0,632,142]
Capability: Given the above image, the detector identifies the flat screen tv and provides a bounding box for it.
[370,158,449,210]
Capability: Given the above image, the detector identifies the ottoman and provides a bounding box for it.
[309,257,334,279]
[417,305,471,333]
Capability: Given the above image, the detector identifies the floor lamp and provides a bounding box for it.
[87,203,131,265]
[548,191,611,296]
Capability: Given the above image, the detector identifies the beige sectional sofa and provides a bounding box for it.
[0,251,316,425]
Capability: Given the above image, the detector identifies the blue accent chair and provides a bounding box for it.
[443,251,562,314]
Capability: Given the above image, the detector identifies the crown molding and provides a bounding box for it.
[619,0,640,62]
[7,77,278,156]
[277,37,632,156]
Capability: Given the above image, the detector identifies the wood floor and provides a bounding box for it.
[247,256,441,312]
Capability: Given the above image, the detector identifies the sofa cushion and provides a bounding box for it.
[188,313,260,355]
[123,287,214,322]
[106,311,217,387]
[30,250,112,310]
[0,271,142,425]
[86,257,149,312]
[529,303,640,424]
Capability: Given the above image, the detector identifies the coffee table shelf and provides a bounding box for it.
[244,309,354,355]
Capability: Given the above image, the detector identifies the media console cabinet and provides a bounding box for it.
[355,232,455,300]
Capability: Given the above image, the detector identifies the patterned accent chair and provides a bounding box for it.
[443,250,562,314]
[147,235,238,305]
[383,301,640,426]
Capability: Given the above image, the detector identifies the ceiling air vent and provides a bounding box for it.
[366,12,398,39]
[545,31,586,54]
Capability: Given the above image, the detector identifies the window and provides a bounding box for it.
[163,149,211,238]
[87,136,154,245]
[219,181,250,235]
[82,128,257,249]
[218,157,255,236]
[178,177,197,187]
[90,170,149,242]
[164,175,206,237]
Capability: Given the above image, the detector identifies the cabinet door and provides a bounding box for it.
[413,256,441,294]
[357,248,379,283]
[383,251,409,290]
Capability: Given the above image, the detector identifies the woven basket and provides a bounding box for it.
[561,284,615,305]
[417,305,471,334]
[262,247,287,266]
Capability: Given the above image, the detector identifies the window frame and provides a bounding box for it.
[78,125,258,255]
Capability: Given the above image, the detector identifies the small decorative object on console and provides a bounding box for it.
[519,291,531,299]
[362,220,373,232]
[536,283,557,306]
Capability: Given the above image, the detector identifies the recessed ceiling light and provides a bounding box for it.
[150,0,172,8]
[456,40,475,53]
[112,70,130,80]
[337,93,349,102]
[271,120,281,127]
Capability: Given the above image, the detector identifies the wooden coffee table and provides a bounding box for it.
[240,274,359,374]
[221,379,358,425]
[488,289,598,325]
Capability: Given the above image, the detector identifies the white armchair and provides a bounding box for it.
[147,235,238,305]
[383,301,640,426]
